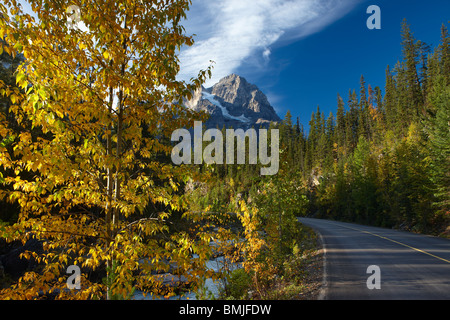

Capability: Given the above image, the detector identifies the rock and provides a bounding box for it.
[154,273,189,288]
[443,226,450,238]
[211,74,279,120]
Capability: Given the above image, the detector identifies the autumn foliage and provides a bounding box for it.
[0,0,214,299]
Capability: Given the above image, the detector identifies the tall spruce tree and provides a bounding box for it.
[335,93,346,156]
[400,19,424,115]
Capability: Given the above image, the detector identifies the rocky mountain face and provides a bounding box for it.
[185,74,281,129]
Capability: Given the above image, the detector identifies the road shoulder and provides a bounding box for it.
[297,226,327,300]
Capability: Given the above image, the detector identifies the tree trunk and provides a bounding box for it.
[106,85,114,300]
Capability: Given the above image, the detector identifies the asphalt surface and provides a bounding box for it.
[298,218,450,300]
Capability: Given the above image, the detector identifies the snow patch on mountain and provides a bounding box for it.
[202,91,250,123]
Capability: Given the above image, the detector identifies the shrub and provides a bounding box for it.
[225,268,252,299]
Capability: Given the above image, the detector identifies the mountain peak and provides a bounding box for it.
[186,74,280,129]
[213,74,251,92]
[218,73,246,83]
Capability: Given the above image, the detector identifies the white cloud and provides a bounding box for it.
[262,48,271,62]
[178,0,359,86]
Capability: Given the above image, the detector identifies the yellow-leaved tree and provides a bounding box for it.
[0,0,213,299]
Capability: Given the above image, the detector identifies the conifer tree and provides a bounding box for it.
[384,65,397,131]
[439,24,450,83]
[400,19,423,114]
[357,75,369,140]
[335,94,346,156]
[346,90,358,150]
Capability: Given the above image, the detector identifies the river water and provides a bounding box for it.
[133,256,240,300]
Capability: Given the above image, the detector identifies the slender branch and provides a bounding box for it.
[117,217,160,234]
[40,229,106,239]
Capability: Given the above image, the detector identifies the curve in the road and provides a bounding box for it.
[299,218,450,300]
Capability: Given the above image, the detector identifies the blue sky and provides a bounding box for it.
[179,0,450,128]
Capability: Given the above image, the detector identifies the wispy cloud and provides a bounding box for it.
[179,0,359,86]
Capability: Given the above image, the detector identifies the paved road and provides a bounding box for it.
[298,218,450,300]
